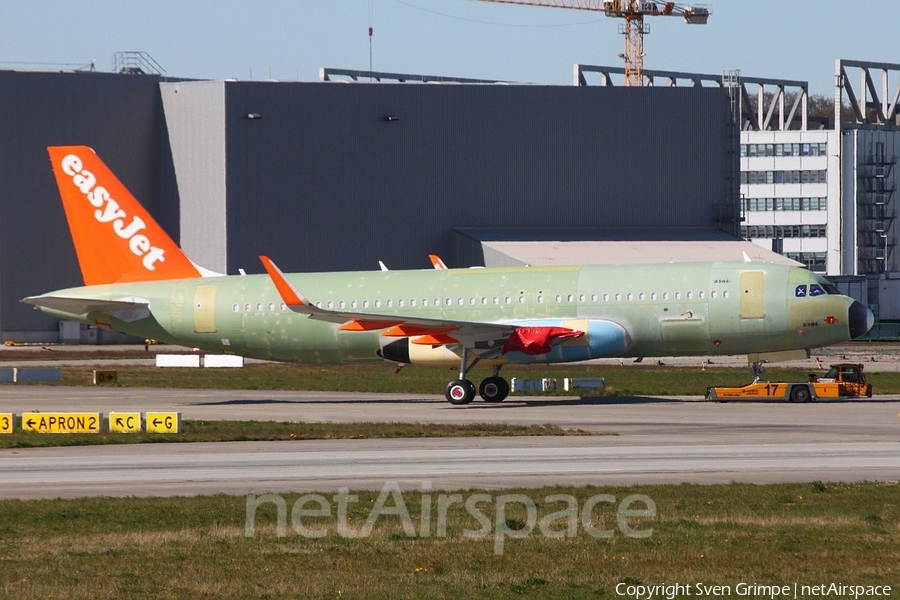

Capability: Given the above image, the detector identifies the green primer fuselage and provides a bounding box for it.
[31,261,860,366]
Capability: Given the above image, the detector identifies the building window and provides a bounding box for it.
[742,224,827,239]
[741,142,826,157]
[785,252,827,272]
[741,170,827,185]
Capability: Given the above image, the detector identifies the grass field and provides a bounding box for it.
[4,353,898,597]
[25,361,900,395]
[0,482,897,599]
[0,420,595,449]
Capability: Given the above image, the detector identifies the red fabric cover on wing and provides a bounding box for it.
[502,327,583,355]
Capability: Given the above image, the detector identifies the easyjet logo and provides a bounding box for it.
[61,154,165,271]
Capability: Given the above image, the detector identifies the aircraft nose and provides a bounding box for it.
[848,301,875,339]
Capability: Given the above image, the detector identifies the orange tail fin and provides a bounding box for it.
[47,146,202,285]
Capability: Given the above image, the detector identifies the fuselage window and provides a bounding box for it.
[603,293,610,301]
[374,300,381,309]
[232,303,239,312]
[651,292,657,300]
[410,299,416,307]
[481,297,487,305]
[470,297,476,305]
[638,292,645,301]
[244,303,252,312]
[711,291,717,299]
[280,302,286,310]
[339,300,346,309]
[699,291,705,300]
[518,295,525,304]
[458,297,464,306]
[723,291,730,299]
[555,294,562,303]
[537,295,544,304]
[686,291,693,300]
[434,298,440,307]
[591,293,597,302]
[579,294,585,302]
[615,293,622,301]
[351,300,358,309]
[398,299,404,308]
[627,293,634,301]
[268,302,275,311]
[386,299,393,308]
[445,298,452,306]
[662,292,669,300]
[674,292,681,300]
[493,297,499,305]
[567,294,573,302]
[422,298,428,307]
[363,300,369,309]
[504,296,511,305]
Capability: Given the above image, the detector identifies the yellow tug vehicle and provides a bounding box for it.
[706,363,873,403]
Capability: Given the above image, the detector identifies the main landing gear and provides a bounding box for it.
[444,348,510,405]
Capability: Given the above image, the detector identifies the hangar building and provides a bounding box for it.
[0,62,741,342]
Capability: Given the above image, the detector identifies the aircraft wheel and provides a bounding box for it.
[446,379,476,405]
[479,376,510,402]
[789,385,812,403]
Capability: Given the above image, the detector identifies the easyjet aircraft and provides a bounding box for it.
[24,146,874,404]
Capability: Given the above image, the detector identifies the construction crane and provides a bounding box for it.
[477,1,710,86]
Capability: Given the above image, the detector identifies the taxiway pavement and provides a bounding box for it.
[0,387,897,499]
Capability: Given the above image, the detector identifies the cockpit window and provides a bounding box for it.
[809,284,825,296]
[823,283,841,295]
[795,285,807,297]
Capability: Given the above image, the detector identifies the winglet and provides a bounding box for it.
[47,146,204,285]
[429,254,448,270]
[259,255,308,308]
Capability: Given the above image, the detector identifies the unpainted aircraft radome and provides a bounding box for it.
[24,146,874,404]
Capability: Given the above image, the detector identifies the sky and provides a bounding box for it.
[2,1,898,98]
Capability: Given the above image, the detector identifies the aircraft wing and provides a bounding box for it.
[22,295,151,323]
[259,256,582,356]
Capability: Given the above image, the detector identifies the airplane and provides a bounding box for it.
[24,145,874,405]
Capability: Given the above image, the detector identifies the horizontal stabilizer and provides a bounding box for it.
[22,295,150,322]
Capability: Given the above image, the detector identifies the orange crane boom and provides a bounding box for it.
[477,0,710,86]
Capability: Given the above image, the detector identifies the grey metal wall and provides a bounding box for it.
[0,72,736,339]
[220,82,736,274]
[160,81,228,274]
[0,70,180,338]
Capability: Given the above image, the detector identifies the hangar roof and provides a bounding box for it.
[455,228,800,268]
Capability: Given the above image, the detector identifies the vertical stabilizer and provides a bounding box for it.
[47,146,202,285]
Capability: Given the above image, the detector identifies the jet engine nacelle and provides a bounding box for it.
[377,319,630,366]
